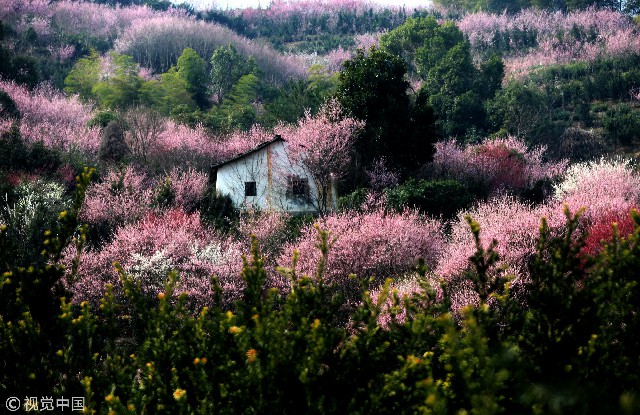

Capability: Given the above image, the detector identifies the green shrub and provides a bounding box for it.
[0,89,20,119]
[87,110,119,128]
[337,187,368,212]
[386,178,473,219]
[603,103,640,146]
[198,186,237,232]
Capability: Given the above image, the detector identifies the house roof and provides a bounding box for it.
[211,135,284,170]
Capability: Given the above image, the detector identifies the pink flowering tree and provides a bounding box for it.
[435,196,561,310]
[432,136,567,196]
[552,158,640,226]
[0,80,100,155]
[81,165,153,231]
[276,98,364,215]
[458,8,640,78]
[279,208,445,300]
[67,209,246,310]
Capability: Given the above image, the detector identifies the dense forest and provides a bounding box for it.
[1,0,640,413]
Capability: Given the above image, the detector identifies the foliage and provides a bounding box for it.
[2,174,640,413]
[92,52,145,109]
[336,47,437,176]
[202,1,413,51]
[386,178,473,219]
[603,103,640,145]
[209,44,256,105]
[380,16,503,139]
[0,89,20,120]
[198,186,238,233]
[176,47,208,108]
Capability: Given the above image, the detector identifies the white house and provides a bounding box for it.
[212,135,337,214]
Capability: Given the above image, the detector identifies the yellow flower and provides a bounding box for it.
[246,349,258,363]
[173,388,187,401]
[105,394,115,403]
[200,357,207,364]
[157,292,165,300]
[228,326,242,334]
[193,357,201,365]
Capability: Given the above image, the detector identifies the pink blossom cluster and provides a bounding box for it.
[1,0,160,42]
[369,276,438,328]
[458,7,640,77]
[366,157,399,190]
[0,80,100,154]
[324,47,353,73]
[277,98,364,184]
[355,32,381,50]
[237,209,291,258]
[68,209,246,309]
[166,167,209,212]
[552,158,640,225]
[430,158,640,310]
[436,195,549,281]
[581,207,637,257]
[266,0,379,17]
[432,136,567,194]
[153,121,218,167]
[81,166,153,228]
[0,0,52,22]
[138,120,277,169]
[280,208,445,293]
[212,125,275,163]
[47,44,76,61]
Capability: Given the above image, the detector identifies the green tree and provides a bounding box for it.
[422,42,484,137]
[92,53,143,109]
[379,16,440,73]
[207,73,260,132]
[177,47,209,108]
[337,47,435,176]
[64,51,101,102]
[487,80,550,141]
[209,44,256,105]
[140,67,197,116]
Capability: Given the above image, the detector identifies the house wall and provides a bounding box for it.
[215,140,323,214]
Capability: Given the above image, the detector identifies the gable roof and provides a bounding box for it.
[211,135,284,170]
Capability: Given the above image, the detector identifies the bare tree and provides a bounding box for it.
[123,107,165,164]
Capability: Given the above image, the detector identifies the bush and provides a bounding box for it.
[87,110,119,128]
[386,178,473,219]
[98,121,130,164]
[337,187,368,212]
[198,185,238,233]
[603,103,640,146]
[0,88,20,119]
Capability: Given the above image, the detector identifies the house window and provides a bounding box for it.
[245,181,257,197]
[287,176,310,202]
